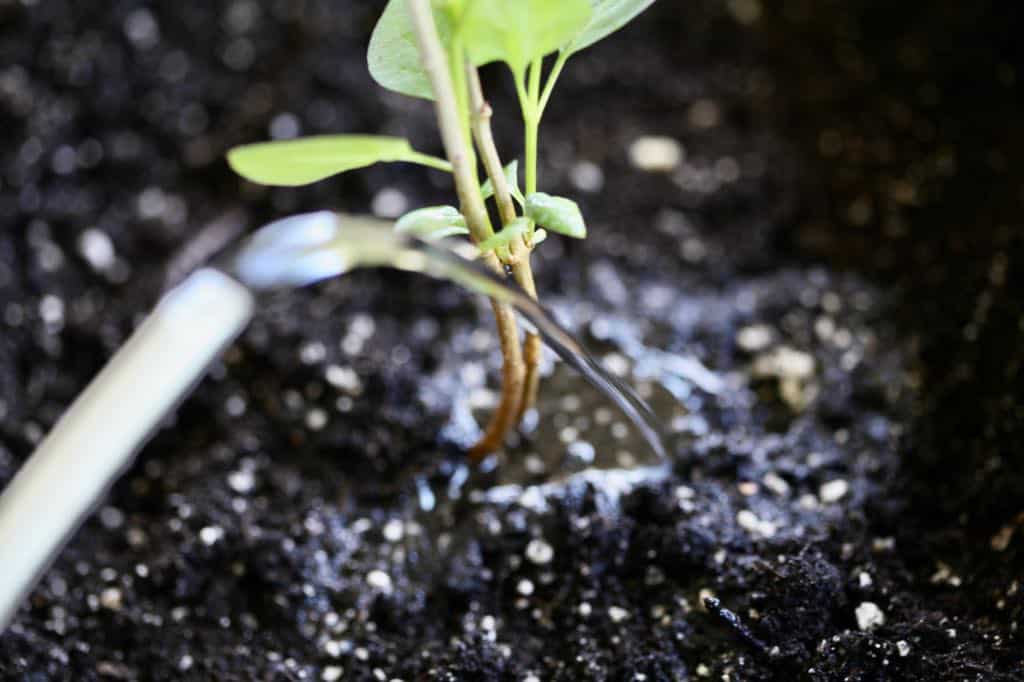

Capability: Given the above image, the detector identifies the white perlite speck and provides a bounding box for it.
[227,469,255,494]
[382,519,404,543]
[819,479,850,504]
[736,509,777,538]
[79,228,116,270]
[762,472,791,497]
[754,346,815,380]
[608,606,630,623]
[100,587,123,611]
[628,136,683,172]
[367,570,393,594]
[525,539,554,565]
[736,324,774,352]
[896,640,911,657]
[855,601,885,631]
[199,525,224,546]
[322,666,343,681]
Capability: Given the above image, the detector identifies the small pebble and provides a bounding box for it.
[99,506,125,530]
[736,324,773,352]
[525,539,554,565]
[371,187,408,218]
[569,160,604,192]
[855,601,885,631]
[819,479,850,504]
[990,525,1014,551]
[367,570,393,594]
[629,136,683,172]
[382,520,404,543]
[78,229,116,270]
[227,469,255,494]
[754,346,815,380]
[305,408,328,431]
[688,99,720,128]
[608,606,630,623]
[762,472,791,497]
[199,525,224,546]
[567,440,595,464]
[736,509,777,538]
[99,588,122,611]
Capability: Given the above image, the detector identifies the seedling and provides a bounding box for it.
[228,0,655,456]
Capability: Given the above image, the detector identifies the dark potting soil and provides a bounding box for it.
[1,0,1022,680]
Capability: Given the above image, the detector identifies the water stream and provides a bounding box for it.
[226,211,671,472]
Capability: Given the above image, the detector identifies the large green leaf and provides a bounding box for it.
[566,0,656,55]
[462,0,592,75]
[367,0,456,100]
[227,136,450,187]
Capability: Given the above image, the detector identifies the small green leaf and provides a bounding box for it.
[531,228,549,247]
[462,0,592,75]
[480,160,525,206]
[227,135,451,187]
[395,205,469,241]
[478,217,529,255]
[566,0,656,55]
[525,193,587,239]
[367,0,455,100]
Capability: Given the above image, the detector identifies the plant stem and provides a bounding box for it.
[447,33,473,159]
[466,67,517,227]
[538,50,570,116]
[524,112,539,193]
[407,0,524,458]
[467,66,544,421]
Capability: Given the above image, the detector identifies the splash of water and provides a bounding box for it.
[227,211,669,462]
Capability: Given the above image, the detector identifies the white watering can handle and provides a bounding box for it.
[0,268,254,630]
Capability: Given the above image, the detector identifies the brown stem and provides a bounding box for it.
[407,0,524,457]
[466,65,544,421]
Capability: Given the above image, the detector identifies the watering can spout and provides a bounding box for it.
[0,268,254,631]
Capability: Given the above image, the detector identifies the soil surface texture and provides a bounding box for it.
[1,1,1022,680]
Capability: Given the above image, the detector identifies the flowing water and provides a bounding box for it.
[226,211,671,481]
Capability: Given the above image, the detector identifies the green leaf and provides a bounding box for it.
[478,217,529,255]
[566,0,656,55]
[531,228,549,247]
[395,205,469,241]
[367,0,455,100]
[227,135,451,187]
[462,0,592,75]
[525,193,587,239]
[480,160,525,206]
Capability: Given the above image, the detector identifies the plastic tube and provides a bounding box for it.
[0,268,254,630]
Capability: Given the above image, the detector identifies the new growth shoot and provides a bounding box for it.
[227,0,656,457]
